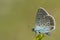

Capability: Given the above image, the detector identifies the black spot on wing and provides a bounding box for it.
[50,27,54,30]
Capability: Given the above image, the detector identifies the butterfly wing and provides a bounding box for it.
[45,15,55,30]
[35,7,55,35]
[35,7,48,26]
[43,15,55,35]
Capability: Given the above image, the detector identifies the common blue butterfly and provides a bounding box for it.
[32,7,56,36]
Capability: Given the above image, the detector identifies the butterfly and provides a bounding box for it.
[32,7,56,36]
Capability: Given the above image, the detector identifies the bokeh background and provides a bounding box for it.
[0,0,59,40]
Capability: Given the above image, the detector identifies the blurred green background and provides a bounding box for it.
[0,0,59,40]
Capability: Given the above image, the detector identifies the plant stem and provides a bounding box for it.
[35,33,44,40]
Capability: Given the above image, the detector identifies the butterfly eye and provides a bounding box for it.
[32,28,34,31]
[39,32,40,33]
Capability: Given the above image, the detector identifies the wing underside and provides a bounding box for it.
[35,7,55,31]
